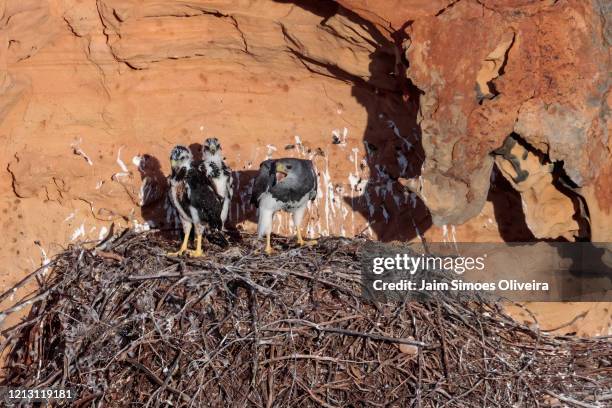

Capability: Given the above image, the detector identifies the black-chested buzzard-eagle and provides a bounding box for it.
[250,158,317,254]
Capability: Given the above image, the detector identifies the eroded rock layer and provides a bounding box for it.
[402,0,611,243]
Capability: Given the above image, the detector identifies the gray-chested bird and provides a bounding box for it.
[250,158,317,254]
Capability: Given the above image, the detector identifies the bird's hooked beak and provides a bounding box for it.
[275,163,287,183]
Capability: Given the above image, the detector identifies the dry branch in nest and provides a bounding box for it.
[0,231,610,407]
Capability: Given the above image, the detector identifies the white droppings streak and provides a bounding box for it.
[442,224,449,243]
[341,205,349,219]
[117,147,129,172]
[348,173,360,190]
[98,226,109,240]
[322,156,333,235]
[364,191,375,218]
[418,176,425,200]
[35,242,51,276]
[294,135,306,156]
[346,147,372,232]
[132,219,151,233]
[71,223,85,241]
[71,139,94,166]
[266,144,277,159]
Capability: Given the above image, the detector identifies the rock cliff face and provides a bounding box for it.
[402,0,611,245]
[0,0,610,335]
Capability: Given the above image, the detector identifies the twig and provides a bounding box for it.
[545,391,600,408]
[126,359,191,403]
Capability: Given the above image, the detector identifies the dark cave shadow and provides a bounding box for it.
[492,133,591,242]
[273,0,338,19]
[484,162,609,302]
[486,164,576,243]
[346,82,432,242]
[338,12,431,241]
[548,242,612,301]
[227,169,259,237]
[558,243,612,278]
[552,163,592,242]
[487,165,536,242]
[509,133,591,241]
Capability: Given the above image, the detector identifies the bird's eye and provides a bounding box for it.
[287,165,292,170]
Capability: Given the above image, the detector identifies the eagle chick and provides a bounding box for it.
[202,137,233,230]
[168,145,222,257]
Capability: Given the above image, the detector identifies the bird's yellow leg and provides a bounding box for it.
[188,234,204,257]
[296,228,317,246]
[265,232,274,255]
[168,225,191,256]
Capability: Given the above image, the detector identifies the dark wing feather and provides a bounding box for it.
[186,163,223,230]
[250,159,276,207]
[222,161,234,199]
[171,167,192,218]
[309,162,317,202]
[177,182,189,210]
[207,161,221,178]
[221,161,231,178]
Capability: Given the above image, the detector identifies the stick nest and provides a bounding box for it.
[1,231,610,407]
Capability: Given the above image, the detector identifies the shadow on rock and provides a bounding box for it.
[486,165,536,242]
[271,1,432,242]
[136,154,176,238]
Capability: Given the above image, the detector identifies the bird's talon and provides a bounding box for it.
[167,250,186,257]
[297,239,317,247]
[187,250,204,258]
[264,246,275,255]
